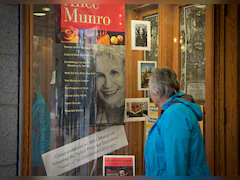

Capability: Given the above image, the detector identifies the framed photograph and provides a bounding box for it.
[124,98,149,122]
[131,20,151,51]
[143,14,159,61]
[138,61,157,90]
[103,155,135,176]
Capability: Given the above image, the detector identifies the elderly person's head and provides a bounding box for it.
[149,68,179,107]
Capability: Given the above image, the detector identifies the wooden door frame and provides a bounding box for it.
[224,4,239,175]
[205,4,215,175]
[205,4,240,176]
[212,4,226,176]
[21,4,33,176]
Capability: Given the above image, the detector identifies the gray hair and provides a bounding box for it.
[95,44,125,67]
[149,68,179,100]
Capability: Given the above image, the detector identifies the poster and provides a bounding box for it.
[103,155,135,176]
[144,102,158,142]
[42,125,128,176]
[56,4,126,128]
[179,5,206,101]
[124,98,149,122]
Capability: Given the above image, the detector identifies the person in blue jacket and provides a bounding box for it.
[32,91,50,175]
[144,67,211,176]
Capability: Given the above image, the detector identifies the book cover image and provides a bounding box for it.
[103,155,135,176]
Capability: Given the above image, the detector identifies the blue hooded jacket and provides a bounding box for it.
[32,92,50,167]
[144,92,211,176]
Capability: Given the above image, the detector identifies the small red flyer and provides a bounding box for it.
[103,155,135,176]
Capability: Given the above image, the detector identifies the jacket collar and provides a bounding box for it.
[147,92,184,136]
[161,92,184,110]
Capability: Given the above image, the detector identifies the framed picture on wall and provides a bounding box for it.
[138,61,157,90]
[124,98,149,122]
[131,20,151,51]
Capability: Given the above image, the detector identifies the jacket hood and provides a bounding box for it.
[35,92,46,104]
[161,92,203,121]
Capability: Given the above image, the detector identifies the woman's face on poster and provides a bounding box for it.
[96,53,124,107]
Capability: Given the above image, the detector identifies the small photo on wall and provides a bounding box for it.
[138,61,157,90]
[131,20,151,51]
[125,98,149,122]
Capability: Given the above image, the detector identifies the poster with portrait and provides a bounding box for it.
[90,44,125,126]
[103,155,135,176]
[138,61,157,90]
[131,20,151,51]
[144,14,159,61]
[124,98,149,122]
[58,4,126,128]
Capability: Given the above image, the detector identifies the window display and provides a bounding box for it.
[26,4,208,176]
[32,4,127,176]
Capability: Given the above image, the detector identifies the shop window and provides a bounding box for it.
[25,4,207,176]
[31,4,131,176]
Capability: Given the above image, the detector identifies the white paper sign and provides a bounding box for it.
[187,82,205,100]
[42,125,128,176]
[145,102,158,142]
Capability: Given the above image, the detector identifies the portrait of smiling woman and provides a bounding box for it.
[93,45,125,126]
